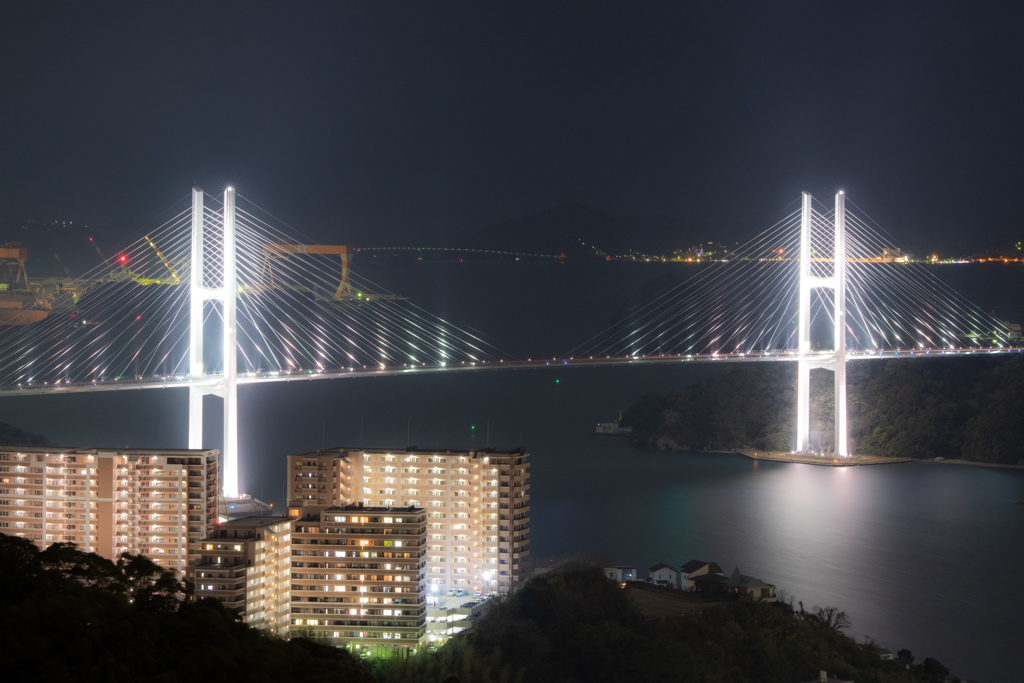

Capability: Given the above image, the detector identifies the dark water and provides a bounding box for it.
[538,441,1024,683]
[1,260,1022,681]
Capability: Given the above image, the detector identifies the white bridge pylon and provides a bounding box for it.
[189,187,240,497]
[796,191,848,456]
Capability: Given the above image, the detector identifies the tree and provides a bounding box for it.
[0,536,374,681]
[115,552,185,613]
[0,421,50,445]
[919,656,950,681]
[810,605,852,631]
[775,589,795,609]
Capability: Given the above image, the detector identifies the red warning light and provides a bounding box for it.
[136,316,141,321]
[119,255,127,263]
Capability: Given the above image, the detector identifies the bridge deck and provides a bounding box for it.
[0,346,1019,397]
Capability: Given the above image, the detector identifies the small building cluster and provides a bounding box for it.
[0,443,531,654]
[608,559,777,602]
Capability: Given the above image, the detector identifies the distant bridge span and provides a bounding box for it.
[2,187,1018,496]
[2,345,1019,397]
[355,246,563,260]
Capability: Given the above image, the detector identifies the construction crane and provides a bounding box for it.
[52,252,73,279]
[89,236,135,281]
[0,242,29,289]
[145,236,181,284]
[260,244,353,297]
[88,237,113,274]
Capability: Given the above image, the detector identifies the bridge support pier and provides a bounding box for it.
[833,191,848,457]
[795,191,848,457]
[796,193,813,452]
[189,186,240,497]
[189,188,207,450]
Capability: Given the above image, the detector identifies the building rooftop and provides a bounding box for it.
[291,504,427,521]
[216,515,290,528]
[325,503,423,513]
[0,444,217,455]
[681,560,705,573]
[296,445,528,456]
[681,559,713,573]
[727,567,774,589]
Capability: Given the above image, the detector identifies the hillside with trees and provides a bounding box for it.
[0,537,971,682]
[375,564,961,683]
[0,535,372,683]
[0,420,50,445]
[621,356,1024,463]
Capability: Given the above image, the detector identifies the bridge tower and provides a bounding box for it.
[796,191,848,456]
[189,187,240,497]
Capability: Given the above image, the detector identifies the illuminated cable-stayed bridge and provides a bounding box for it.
[0,188,1018,496]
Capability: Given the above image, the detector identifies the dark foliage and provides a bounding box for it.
[808,605,852,631]
[375,564,947,683]
[0,420,50,445]
[623,356,1024,463]
[0,535,373,683]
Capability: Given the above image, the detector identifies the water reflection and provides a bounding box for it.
[535,443,1024,682]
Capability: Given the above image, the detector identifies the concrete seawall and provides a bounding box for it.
[738,451,912,466]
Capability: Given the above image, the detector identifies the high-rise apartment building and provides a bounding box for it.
[0,446,218,576]
[290,504,426,649]
[188,516,292,635]
[287,447,530,593]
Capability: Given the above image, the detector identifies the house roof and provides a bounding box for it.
[705,562,725,576]
[681,560,725,575]
[726,567,774,589]
[727,567,745,587]
[649,563,675,572]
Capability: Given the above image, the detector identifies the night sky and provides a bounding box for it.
[2,2,1024,254]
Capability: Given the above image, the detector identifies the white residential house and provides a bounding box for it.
[680,559,724,590]
[603,565,636,583]
[726,567,778,602]
[648,562,679,589]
